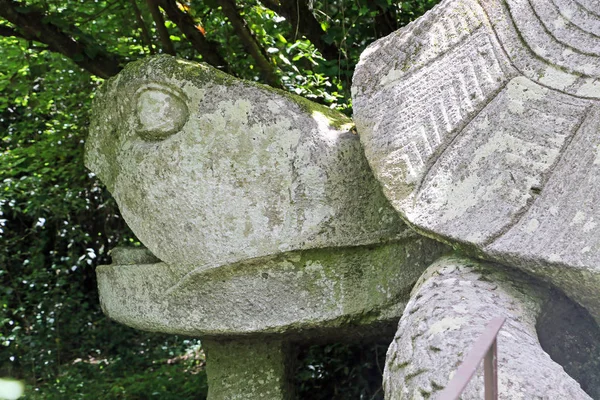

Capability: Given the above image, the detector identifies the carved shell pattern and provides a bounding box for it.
[352,0,600,318]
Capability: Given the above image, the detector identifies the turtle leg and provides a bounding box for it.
[383,255,591,400]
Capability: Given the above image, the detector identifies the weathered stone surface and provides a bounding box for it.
[352,0,600,321]
[87,55,450,338]
[204,339,293,400]
[384,256,592,400]
[109,246,160,265]
[86,55,406,270]
[96,238,447,337]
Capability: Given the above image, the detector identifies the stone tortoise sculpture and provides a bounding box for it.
[86,55,448,399]
[86,0,600,398]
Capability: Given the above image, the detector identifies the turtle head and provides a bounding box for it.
[86,55,405,270]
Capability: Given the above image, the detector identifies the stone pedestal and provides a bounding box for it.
[204,339,294,400]
[96,239,446,398]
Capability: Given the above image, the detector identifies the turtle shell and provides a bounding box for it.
[352,0,600,319]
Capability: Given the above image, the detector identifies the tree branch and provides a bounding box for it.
[0,24,27,40]
[79,0,120,25]
[158,0,228,70]
[0,0,125,78]
[128,0,155,54]
[373,4,398,39]
[145,0,175,55]
[260,0,340,61]
[217,0,280,87]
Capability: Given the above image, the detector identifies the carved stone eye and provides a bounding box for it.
[135,84,189,140]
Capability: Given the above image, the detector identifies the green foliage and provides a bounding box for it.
[23,342,207,399]
[0,37,202,397]
[0,0,439,398]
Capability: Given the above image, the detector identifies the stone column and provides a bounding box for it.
[204,339,294,400]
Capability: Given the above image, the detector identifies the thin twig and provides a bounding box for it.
[146,0,175,55]
[79,0,121,24]
[369,386,382,400]
[128,0,155,54]
[217,0,280,87]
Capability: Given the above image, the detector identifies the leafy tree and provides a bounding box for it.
[0,0,438,398]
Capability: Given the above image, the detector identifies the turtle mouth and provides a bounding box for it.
[161,251,291,296]
[106,245,300,297]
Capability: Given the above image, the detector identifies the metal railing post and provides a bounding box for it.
[436,317,505,400]
[483,336,498,400]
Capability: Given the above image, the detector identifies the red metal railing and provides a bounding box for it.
[436,317,506,400]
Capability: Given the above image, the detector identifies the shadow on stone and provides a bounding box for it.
[537,290,600,399]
